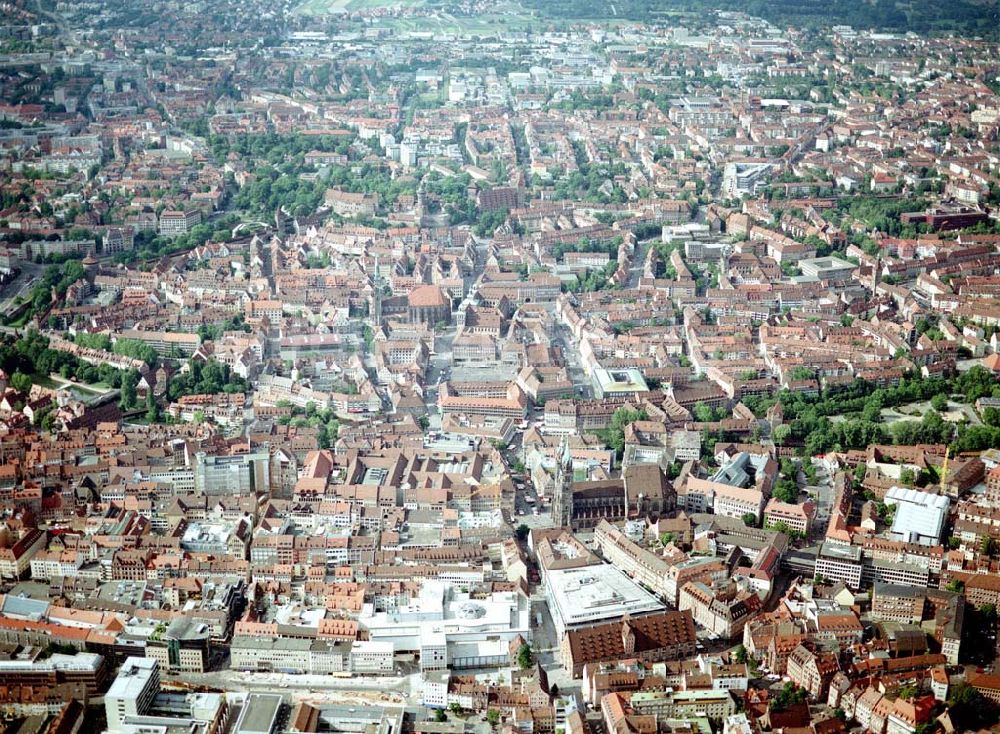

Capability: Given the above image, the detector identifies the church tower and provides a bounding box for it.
[552,437,574,529]
[370,254,383,330]
[621,615,636,656]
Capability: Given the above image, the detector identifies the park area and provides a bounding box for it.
[296,0,427,14]
[36,373,116,403]
[294,0,537,34]
[880,397,982,426]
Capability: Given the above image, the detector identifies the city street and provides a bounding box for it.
[422,238,492,428]
[554,322,593,399]
[167,668,420,706]
[424,320,458,431]
[528,591,580,703]
[0,265,43,322]
[804,459,835,531]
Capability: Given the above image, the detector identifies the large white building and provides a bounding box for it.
[349,640,395,674]
[722,162,772,197]
[545,564,665,639]
[885,487,949,546]
[591,367,650,399]
[815,542,864,589]
[106,657,161,732]
[358,580,531,672]
[193,451,270,496]
[713,484,766,523]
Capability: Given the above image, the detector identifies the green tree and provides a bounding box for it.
[145,391,160,423]
[598,407,648,458]
[43,642,79,657]
[981,537,994,557]
[516,643,534,670]
[733,644,748,664]
[768,520,801,539]
[119,369,139,410]
[773,479,798,504]
[434,709,447,722]
[770,682,808,712]
[516,524,530,541]
[73,332,113,351]
[947,680,999,731]
[949,681,978,707]
[742,513,758,527]
[772,424,791,446]
[789,366,815,381]
[9,371,32,393]
[982,407,1000,428]
[486,710,500,727]
[659,532,676,546]
[112,338,159,366]
[167,359,248,400]
[693,401,716,422]
[931,393,949,412]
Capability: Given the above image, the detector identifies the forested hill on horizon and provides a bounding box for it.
[525,0,1000,39]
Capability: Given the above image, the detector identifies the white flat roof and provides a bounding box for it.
[887,487,948,542]
[359,583,530,648]
[107,657,158,700]
[547,564,664,630]
[594,367,650,393]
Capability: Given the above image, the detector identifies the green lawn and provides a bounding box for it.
[35,373,116,401]
[4,310,32,328]
[31,374,61,390]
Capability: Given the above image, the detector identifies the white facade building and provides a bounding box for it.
[106,658,161,732]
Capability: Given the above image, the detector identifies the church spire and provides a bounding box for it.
[553,436,573,529]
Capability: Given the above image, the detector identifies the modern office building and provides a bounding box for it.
[193,451,270,496]
[106,657,161,732]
